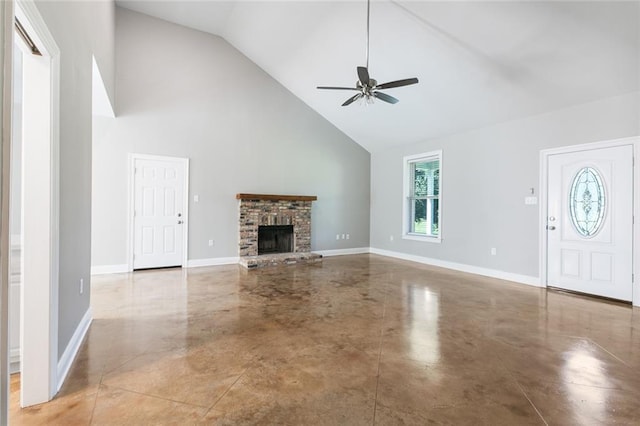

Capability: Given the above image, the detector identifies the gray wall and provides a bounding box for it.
[91,8,370,267]
[35,1,115,359]
[371,91,640,278]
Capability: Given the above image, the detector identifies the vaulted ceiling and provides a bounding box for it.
[116,1,640,152]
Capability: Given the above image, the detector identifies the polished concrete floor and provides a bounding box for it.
[9,254,640,424]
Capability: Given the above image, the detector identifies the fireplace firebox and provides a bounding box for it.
[258,225,293,255]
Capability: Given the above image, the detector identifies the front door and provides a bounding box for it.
[547,145,633,301]
[133,156,186,269]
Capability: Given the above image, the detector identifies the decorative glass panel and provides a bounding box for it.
[569,167,605,237]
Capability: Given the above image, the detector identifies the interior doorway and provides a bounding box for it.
[541,138,637,303]
[6,2,61,409]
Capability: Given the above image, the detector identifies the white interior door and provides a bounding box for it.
[133,157,186,269]
[547,145,633,301]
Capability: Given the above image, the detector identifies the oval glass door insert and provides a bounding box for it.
[569,167,606,237]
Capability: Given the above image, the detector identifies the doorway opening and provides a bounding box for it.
[6,2,61,409]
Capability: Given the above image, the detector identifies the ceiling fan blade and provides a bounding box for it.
[373,91,399,104]
[317,86,359,91]
[357,66,370,86]
[375,78,419,90]
[342,93,363,106]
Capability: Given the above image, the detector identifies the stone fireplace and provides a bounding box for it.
[237,194,322,268]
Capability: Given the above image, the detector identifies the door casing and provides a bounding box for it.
[540,136,639,307]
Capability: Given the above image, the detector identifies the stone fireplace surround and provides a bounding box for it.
[237,194,322,268]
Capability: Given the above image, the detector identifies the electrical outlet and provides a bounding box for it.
[80,278,84,294]
[341,234,346,239]
[390,235,394,242]
[346,234,350,240]
[194,195,199,202]
[491,248,497,256]
[208,239,214,247]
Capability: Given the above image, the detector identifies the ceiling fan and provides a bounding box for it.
[317,0,419,106]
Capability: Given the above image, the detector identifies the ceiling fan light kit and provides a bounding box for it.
[317,0,419,106]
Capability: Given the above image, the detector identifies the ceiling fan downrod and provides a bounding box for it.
[316,0,419,106]
[366,0,370,70]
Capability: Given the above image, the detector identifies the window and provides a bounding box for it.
[403,151,441,242]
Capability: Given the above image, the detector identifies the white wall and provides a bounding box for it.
[34,0,115,359]
[370,91,640,279]
[91,8,370,268]
[10,47,20,242]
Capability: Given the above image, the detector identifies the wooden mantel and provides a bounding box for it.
[236,193,317,202]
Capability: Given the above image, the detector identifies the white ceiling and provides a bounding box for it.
[116,1,640,152]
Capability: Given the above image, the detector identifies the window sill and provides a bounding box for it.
[403,234,441,243]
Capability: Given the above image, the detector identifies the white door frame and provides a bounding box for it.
[0,0,60,412]
[127,153,189,271]
[540,136,639,307]
[15,0,61,405]
[0,2,13,421]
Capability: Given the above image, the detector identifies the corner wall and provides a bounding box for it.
[91,8,370,268]
[34,0,115,359]
[370,91,640,280]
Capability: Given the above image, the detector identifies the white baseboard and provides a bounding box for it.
[186,257,240,268]
[57,307,92,392]
[91,264,129,275]
[370,247,541,287]
[314,247,371,257]
[11,234,21,249]
[10,348,20,374]
[91,250,540,289]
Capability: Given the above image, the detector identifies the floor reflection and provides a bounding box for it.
[406,283,440,365]
[562,342,610,423]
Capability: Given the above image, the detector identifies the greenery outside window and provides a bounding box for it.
[403,151,441,242]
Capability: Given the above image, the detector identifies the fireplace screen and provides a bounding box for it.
[258,225,294,255]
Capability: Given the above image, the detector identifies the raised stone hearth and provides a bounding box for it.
[238,252,322,269]
[237,193,322,269]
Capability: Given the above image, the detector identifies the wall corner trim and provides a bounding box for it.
[56,307,92,392]
[314,247,371,257]
[369,247,542,288]
[186,257,240,268]
[90,264,129,275]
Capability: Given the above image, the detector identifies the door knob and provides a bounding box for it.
[547,225,556,230]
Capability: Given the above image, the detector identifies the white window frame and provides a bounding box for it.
[402,150,442,243]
